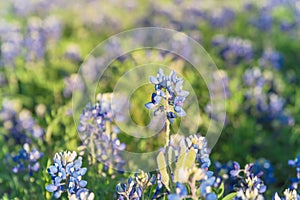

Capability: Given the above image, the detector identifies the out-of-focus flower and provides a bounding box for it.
[78,93,126,171]
[243,67,294,127]
[259,48,284,70]
[64,44,82,62]
[0,100,44,144]
[209,7,235,28]
[0,20,23,67]
[25,17,46,61]
[9,143,43,175]
[288,155,300,189]
[63,74,85,98]
[46,151,91,199]
[212,35,253,65]
[43,15,62,42]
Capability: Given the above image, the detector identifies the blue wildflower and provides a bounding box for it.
[288,155,300,189]
[0,100,44,144]
[212,35,253,65]
[259,49,284,70]
[116,170,156,200]
[10,143,43,175]
[145,69,189,123]
[78,93,126,171]
[168,182,188,200]
[274,189,300,200]
[46,151,91,199]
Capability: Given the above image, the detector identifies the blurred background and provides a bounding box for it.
[0,0,300,199]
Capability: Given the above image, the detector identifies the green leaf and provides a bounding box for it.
[157,151,170,191]
[217,182,225,199]
[183,149,196,169]
[222,192,237,200]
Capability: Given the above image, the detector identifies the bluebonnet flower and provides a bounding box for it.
[69,188,95,200]
[185,134,211,169]
[116,170,156,200]
[9,143,43,175]
[43,15,61,42]
[250,8,273,32]
[274,189,300,200]
[259,49,284,70]
[46,151,92,199]
[243,67,294,127]
[288,155,300,189]
[230,163,267,200]
[214,161,240,193]
[0,20,23,67]
[0,100,44,144]
[212,35,253,65]
[78,93,126,171]
[63,74,85,98]
[25,17,46,61]
[253,159,275,185]
[145,69,189,123]
[168,134,217,199]
[205,70,230,125]
[168,182,188,200]
[64,44,82,62]
[209,7,235,28]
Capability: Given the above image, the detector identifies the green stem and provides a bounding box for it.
[165,90,171,147]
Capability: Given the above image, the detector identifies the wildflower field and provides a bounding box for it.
[1,0,300,199]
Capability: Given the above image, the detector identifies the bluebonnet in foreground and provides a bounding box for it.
[46,151,93,199]
[8,143,43,175]
[145,69,189,123]
[116,170,156,200]
[162,134,218,199]
[274,189,300,200]
[78,93,126,171]
[231,163,267,200]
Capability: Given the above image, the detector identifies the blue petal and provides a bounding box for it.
[145,102,156,110]
[79,180,87,187]
[206,193,217,200]
[46,184,57,192]
[48,165,58,174]
[168,194,181,200]
[149,76,159,84]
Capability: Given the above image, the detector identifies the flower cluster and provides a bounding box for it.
[288,155,300,189]
[243,67,294,127]
[214,159,275,195]
[145,69,189,123]
[274,189,300,200]
[78,93,126,171]
[0,20,23,66]
[161,134,217,199]
[259,48,284,70]
[212,35,253,65]
[46,151,93,199]
[231,163,267,200]
[116,170,156,200]
[0,100,44,144]
[8,143,43,175]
